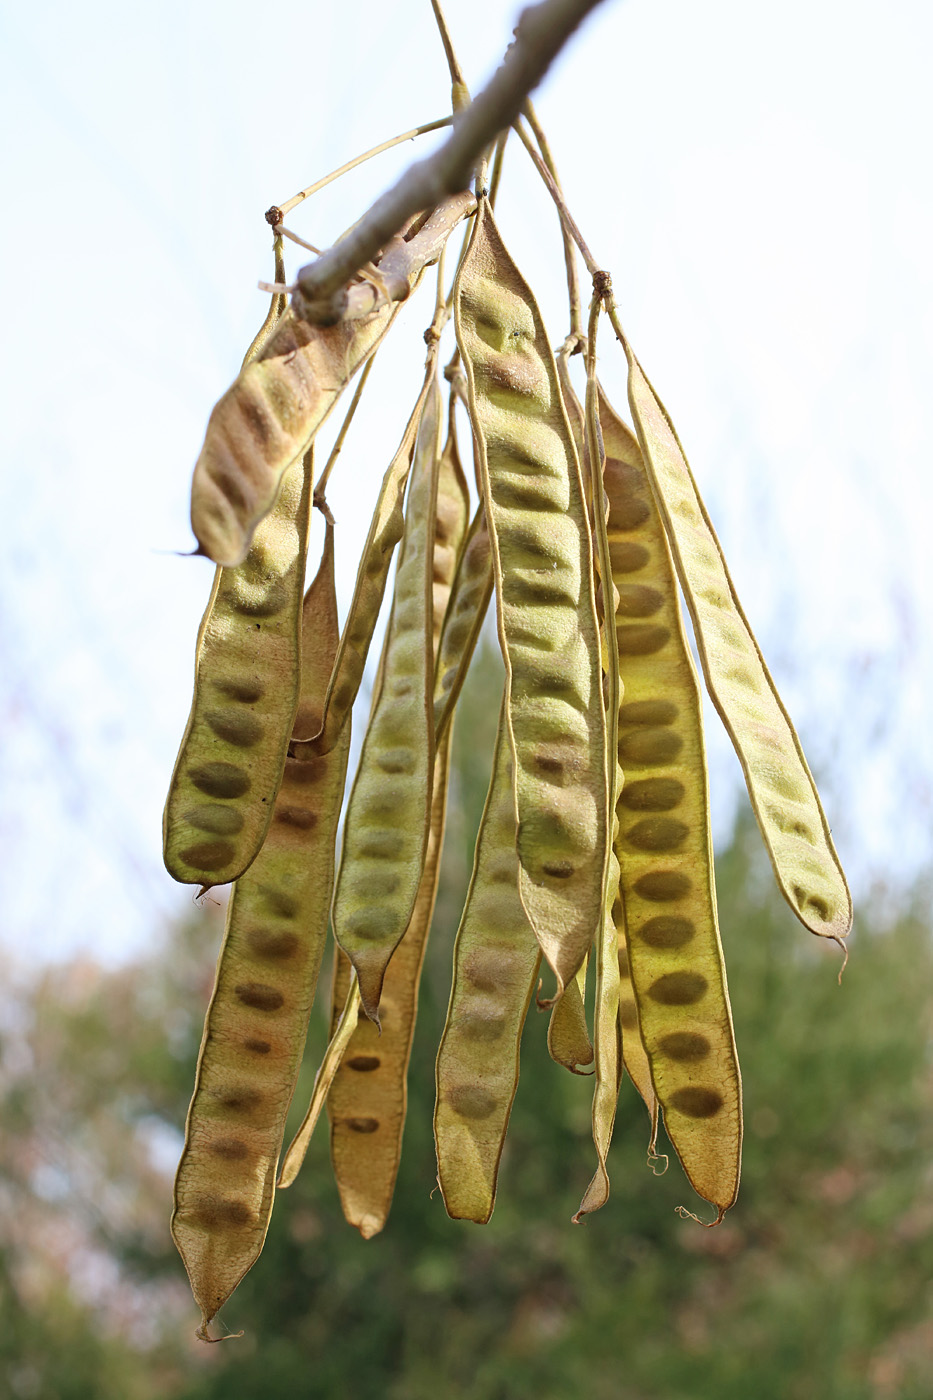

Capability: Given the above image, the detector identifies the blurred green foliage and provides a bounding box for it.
[2,645,932,1399]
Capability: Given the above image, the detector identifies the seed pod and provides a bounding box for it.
[189,192,474,566]
[600,385,741,1218]
[433,504,494,743]
[547,961,594,1073]
[323,396,469,1235]
[572,843,622,1221]
[163,449,313,889]
[172,523,351,1336]
[332,373,441,1022]
[454,200,608,999]
[621,344,852,947]
[616,918,659,1140]
[435,702,541,1223]
[326,729,453,1236]
[298,360,439,756]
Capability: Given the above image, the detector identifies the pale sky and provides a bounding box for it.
[1,0,931,961]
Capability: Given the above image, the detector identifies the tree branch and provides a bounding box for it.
[293,0,610,324]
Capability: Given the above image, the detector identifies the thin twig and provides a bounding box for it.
[430,0,470,107]
[522,99,583,346]
[270,117,453,222]
[241,234,287,368]
[294,0,610,324]
[512,116,600,277]
[315,354,378,506]
[488,128,509,207]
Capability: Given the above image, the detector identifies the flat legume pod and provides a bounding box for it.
[326,730,453,1236]
[298,359,440,756]
[433,504,494,742]
[600,385,741,1217]
[323,400,469,1234]
[435,702,541,1223]
[616,920,659,1140]
[547,961,594,1073]
[172,524,351,1336]
[333,374,440,1022]
[454,200,607,999]
[619,338,852,946]
[163,450,313,888]
[190,193,474,566]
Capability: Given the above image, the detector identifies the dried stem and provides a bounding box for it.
[315,354,378,508]
[295,0,610,324]
[522,99,583,347]
[512,115,600,278]
[271,117,452,222]
[241,234,286,367]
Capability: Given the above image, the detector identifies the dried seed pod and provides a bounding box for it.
[172,524,351,1336]
[433,504,494,742]
[600,385,741,1218]
[323,394,469,1235]
[189,193,474,566]
[616,918,659,1141]
[435,702,541,1223]
[164,450,313,889]
[454,200,608,999]
[622,344,852,947]
[299,361,439,756]
[332,373,441,1022]
[546,961,594,1073]
[326,730,453,1237]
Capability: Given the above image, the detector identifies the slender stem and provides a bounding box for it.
[270,117,453,222]
[522,99,583,346]
[315,354,378,506]
[278,225,323,257]
[430,0,470,109]
[241,234,286,367]
[488,128,509,207]
[295,0,610,324]
[512,115,600,277]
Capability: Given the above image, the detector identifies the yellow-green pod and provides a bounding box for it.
[172,523,351,1337]
[600,386,741,1218]
[616,915,659,1140]
[163,449,313,888]
[433,505,494,743]
[572,842,621,1221]
[547,959,594,1073]
[326,729,453,1237]
[435,701,541,1223]
[431,391,472,653]
[454,200,608,999]
[298,359,439,757]
[332,374,441,1022]
[621,344,852,946]
[323,399,469,1235]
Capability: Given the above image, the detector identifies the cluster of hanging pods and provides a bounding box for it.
[163,141,851,1339]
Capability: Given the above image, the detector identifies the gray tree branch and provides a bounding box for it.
[292,0,610,324]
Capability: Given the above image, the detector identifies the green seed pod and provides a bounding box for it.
[298,360,440,756]
[163,449,313,889]
[600,385,741,1218]
[621,344,852,947]
[172,523,351,1336]
[332,373,441,1022]
[435,702,541,1223]
[454,200,608,1000]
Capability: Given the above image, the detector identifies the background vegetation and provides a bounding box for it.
[2,647,931,1400]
